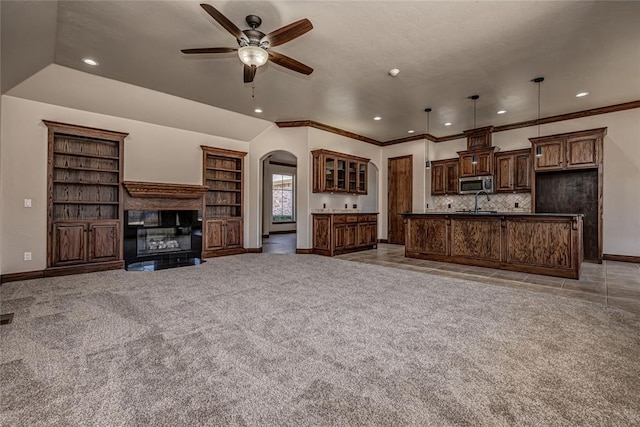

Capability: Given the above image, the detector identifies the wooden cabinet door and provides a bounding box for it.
[345,224,357,248]
[88,222,119,262]
[357,223,369,246]
[204,219,225,251]
[513,152,532,190]
[225,218,243,248]
[312,152,322,192]
[459,154,476,177]
[534,141,563,171]
[334,225,345,249]
[348,161,358,193]
[445,161,459,194]
[495,155,514,192]
[313,216,331,250]
[475,151,492,176]
[324,156,336,191]
[566,136,598,169]
[431,162,445,195]
[358,162,368,194]
[52,223,87,266]
[336,158,347,191]
[367,223,377,245]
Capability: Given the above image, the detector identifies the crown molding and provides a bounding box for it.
[275,100,640,147]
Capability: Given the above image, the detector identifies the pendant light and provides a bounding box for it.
[532,77,544,157]
[469,95,479,164]
[424,108,432,169]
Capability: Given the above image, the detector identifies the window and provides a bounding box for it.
[272,173,294,222]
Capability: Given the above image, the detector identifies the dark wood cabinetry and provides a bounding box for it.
[404,213,583,279]
[201,146,246,257]
[530,128,606,262]
[530,128,604,172]
[458,148,495,178]
[312,149,369,194]
[312,213,377,256]
[431,158,459,195]
[494,149,532,193]
[44,121,126,275]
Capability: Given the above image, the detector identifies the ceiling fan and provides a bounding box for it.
[181,3,313,83]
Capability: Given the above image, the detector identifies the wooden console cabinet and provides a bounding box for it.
[312,213,377,256]
[44,121,126,276]
[201,146,247,257]
[311,149,369,194]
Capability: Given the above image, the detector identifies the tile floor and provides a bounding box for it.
[262,233,297,254]
[337,243,640,315]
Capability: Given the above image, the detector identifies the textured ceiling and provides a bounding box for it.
[3,1,640,142]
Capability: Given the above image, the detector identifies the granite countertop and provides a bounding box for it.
[402,211,583,217]
[311,210,379,214]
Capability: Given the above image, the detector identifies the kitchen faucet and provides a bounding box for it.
[474,190,490,213]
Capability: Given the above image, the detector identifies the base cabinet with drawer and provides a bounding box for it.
[312,213,378,256]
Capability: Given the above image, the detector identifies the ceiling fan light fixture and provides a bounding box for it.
[238,46,269,67]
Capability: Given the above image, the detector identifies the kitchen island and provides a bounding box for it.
[402,212,583,279]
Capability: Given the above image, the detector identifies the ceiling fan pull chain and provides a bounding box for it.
[252,80,255,99]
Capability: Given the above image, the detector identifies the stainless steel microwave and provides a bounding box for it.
[459,176,494,194]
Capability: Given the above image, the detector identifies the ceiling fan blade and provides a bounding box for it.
[181,47,237,54]
[268,51,313,75]
[263,18,313,47]
[244,64,257,83]
[200,3,244,40]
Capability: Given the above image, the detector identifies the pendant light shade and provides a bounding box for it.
[532,77,545,157]
[425,108,432,169]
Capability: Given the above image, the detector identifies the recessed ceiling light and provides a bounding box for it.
[254,108,263,113]
[408,130,415,134]
[82,58,99,66]
[497,110,507,114]
[388,68,400,77]
[444,122,452,126]
[374,116,382,121]
[576,92,589,97]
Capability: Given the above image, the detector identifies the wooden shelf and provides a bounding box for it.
[53,151,120,160]
[53,200,119,205]
[206,203,241,207]
[54,166,119,173]
[53,180,120,186]
[207,189,241,193]
[206,178,242,183]
[205,167,242,173]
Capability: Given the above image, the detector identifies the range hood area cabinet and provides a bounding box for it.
[457,126,496,178]
[311,149,369,194]
[530,128,605,172]
[494,149,532,193]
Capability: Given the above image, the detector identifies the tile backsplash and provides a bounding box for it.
[431,193,531,212]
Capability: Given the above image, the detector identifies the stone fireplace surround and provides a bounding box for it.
[122,181,208,271]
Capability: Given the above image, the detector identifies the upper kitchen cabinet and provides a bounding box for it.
[494,149,532,193]
[431,158,459,195]
[530,128,606,172]
[312,149,369,194]
[458,148,496,178]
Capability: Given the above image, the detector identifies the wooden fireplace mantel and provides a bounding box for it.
[122,181,208,211]
[123,181,209,199]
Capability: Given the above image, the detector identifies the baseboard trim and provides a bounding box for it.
[262,234,269,238]
[245,248,263,253]
[603,253,640,263]
[377,239,389,244]
[296,249,313,254]
[44,261,124,278]
[267,230,296,235]
[0,270,45,284]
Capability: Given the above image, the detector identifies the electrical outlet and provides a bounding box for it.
[344,204,348,208]
[24,252,32,261]
[448,203,451,209]
[515,202,519,208]
[352,204,357,208]
[24,199,32,208]
[426,203,429,208]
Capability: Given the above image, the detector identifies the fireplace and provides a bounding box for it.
[124,210,203,271]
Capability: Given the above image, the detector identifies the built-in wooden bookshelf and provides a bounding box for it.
[201,146,247,256]
[44,121,127,274]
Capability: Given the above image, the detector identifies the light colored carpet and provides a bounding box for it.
[1,254,639,425]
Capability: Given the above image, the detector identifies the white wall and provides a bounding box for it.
[0,95,249,273]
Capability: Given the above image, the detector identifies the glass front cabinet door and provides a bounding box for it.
[312,149,370,194]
